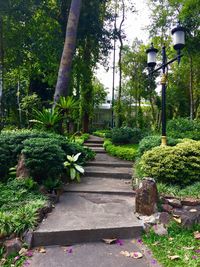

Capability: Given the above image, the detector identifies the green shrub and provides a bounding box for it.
[93,130,111,138]
[137,135,179,158]
[137,140,200,185]
[167,118,200,140]
[111,127,142,145]
[22,138,66,182]
[0,130,94,181]
[103,140,138,161]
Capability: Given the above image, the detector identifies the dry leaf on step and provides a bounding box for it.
[102,238,117,244]
[120,251,130,257]
[130,252,143,259]
[38,247,46,253]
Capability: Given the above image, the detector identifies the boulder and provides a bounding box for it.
[161,204,173,213]
[181,198,200,206]
[153,224,168,236]
[135,178,158,216]
[4,238,23,256]
[167,199,182,208]
[159,212,171,225]
[16,154,30,178]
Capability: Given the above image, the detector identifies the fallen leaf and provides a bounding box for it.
[194,231,200,239]
[130,252,143,259]
[173,217,181,224]
[37,247,46,253]
[152,241,160,246]
[19,248,28,256]
[102,238,117,244]
[120,250,130,257]
[168,237,174,241]
[184,255,189,261]
[168,255,180,260]
[183,246,195,250]
[189,209,197,213]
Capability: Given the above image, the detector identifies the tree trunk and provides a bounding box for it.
[189,55,194,120]
[53,0,82,106]
[0,17,3,118]
[116,0,125,128]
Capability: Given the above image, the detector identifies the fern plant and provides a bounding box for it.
[30,108,62,131]
[64,153,84,182]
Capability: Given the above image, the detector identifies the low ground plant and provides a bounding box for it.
[143,222,200,267]
[0,178,47,237]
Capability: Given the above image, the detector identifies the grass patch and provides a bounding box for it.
[0,178,47,237]
[103,140,138,161]
[143,222,200,267]
[157,182,200,198]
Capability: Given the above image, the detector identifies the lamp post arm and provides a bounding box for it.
[149,54,183,75]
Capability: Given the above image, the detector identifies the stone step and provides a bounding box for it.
[87,161,133,168]
[32,193,142,247]
[84,166,132,179]
[84,143,103,147]
[64,177,134,195]
[90,147,106,153]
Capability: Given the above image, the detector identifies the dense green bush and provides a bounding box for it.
[137,135,179,157]
[137,140,200,185]
[111,127,142,145]
[103,140,138,161]
[22,138,66,182]
[167,118,200,140]
[0,129,95,181]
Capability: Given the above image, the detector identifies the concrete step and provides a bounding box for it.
[32,193,142,247]
[87,161,133,168]
[84,143,103,147]
[30,239,154,267]
[64,177,134,195]
[85,166,132,179]
[90,147,106,153]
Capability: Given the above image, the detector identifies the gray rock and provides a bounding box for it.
[22,230,33,249]
[159,212,171,225]
[4,238,23,256]
[153,224,168,236]
[167,199,182,208]
[161,204,173,213]
[135,177,158,216]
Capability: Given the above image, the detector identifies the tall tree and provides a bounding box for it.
[53,0,82,106]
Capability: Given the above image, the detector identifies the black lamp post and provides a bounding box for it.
[146,22,185,146]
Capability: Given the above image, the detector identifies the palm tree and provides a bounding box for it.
[53,0,82,106]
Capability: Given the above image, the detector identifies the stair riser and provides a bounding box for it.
[85,140,104,144]
[92,150,106,154]
[86,162,132,168]
[32,227,142,247]
[85,172,131,179]
[84,144,103,147]
[63,190,135,196]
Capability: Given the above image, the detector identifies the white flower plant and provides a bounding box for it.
[64,153,84,182]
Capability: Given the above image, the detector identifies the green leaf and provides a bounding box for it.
[70,168,76,180]
[67,155,74,162]
[74,164,84,174]
[73,153,81,162]
[76,172,81,183]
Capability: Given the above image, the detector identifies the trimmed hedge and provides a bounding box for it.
[137,140,200,185]
[137,135,179,158]
[103,140,138,161]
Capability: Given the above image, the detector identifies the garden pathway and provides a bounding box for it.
[30,136,158,267]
